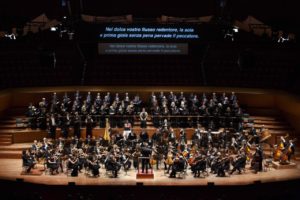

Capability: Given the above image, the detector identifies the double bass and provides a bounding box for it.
[164,150,174,166]
[273,134,288,161]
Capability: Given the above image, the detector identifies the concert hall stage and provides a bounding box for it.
[0,158,299,186]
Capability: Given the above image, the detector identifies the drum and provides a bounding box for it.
[260,130,271,142]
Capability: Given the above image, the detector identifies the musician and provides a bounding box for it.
[140,129,149,143]
[251,145,263,173]
[120,152,131,171]
[126,101,134,125]
[275,136,295,164]
[249,125,259,144]
[132,148,142,169]
[87,152,100,177]
[230,136,238,152]
[72,98,81,113]
[169,156,185,178]
[259,124,266,134]
[132,94,142,114]
[81,101,88,116]
[179,129,187,144]
[39,97,48,110]
[104,92,111,104]
[192,125,202,146]
[74,90,82,102]
[22,149,36,173]
[114,132,123,144]
[168,128,176,144]
[230,152,247,174]
[68,154,79,177]
[210,151,222,174]
[161,105,169,116]
[85,114,94,138]
[31,140,39,152]
[61,112,71,138]
[152,129,163,145]
[84,91,91,109]
[240,139,252,161]
[123,120,132,139]
[215,154,229,177]
[38,112,47,130]
[62,93,71,112]
[41,137,50,153]
[191,154,207,178]
[50,92,59,113]
[170,102,179,126]
[178,91,184,102]
[94,93,102,109]
[124,92,130,108]
[139,107,148,128]
[287,139,295,162]
[127,131,137,142]
[28,104,39,129]
[105,154,121,178]
[49,114,57,139]
[212,92,218,103]
[162,118,170,131]
[73,112,81,138]
[46,152,60,175]
[152,105,161,128]
[230,91,237,104]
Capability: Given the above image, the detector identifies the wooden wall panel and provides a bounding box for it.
[0,90,12,118]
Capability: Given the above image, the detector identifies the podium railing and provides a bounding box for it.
[137,156,153,174]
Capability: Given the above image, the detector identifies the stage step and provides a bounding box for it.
[253,120,288,126]
[0,130,13,135]
[0,134,13,145]
[294,155,300,161]
[252,124,291,130]
[0,144,31,151]
[0,142,12,146]
[0,150,21,159]
[250,116,281,121]
[0,137,12,141]
[0,120,18,125]
[0,124,27,129]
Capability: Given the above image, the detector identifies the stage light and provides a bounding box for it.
[68,31,74,40]
[4,33,16,40]
[50,27,57,32]
[277,31,289,43]
[224,30,234,41]
[233,27,239,33]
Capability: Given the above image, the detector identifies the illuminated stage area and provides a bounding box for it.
[0,158,300,200]
[0,158,300,186]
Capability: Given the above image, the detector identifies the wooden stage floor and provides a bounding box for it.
[1,159,300,186]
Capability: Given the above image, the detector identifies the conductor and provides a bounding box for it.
[141,143,152,174]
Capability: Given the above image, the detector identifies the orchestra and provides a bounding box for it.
[21,91,297,179]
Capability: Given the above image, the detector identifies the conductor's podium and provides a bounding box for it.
[136,157,154,179]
